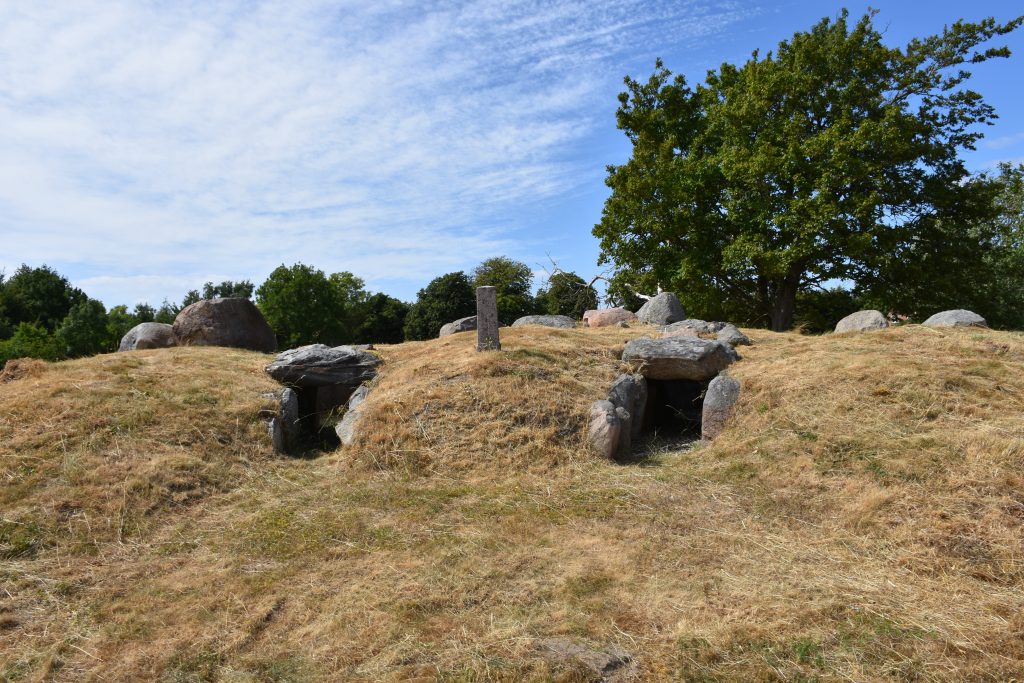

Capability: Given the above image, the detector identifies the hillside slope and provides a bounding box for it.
[2,325,1023,681]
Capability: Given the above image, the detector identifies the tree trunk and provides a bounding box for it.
[768,275,800,332]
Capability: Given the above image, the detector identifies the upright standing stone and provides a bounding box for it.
[476,286,501,351]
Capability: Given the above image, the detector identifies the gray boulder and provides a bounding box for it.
[511,315,575,329]
[335,384,372,446]
[118,322,176,351]
[269,387,300,454]
[622,337,738,381]
[635,292,686,326]
[608,373,647,439]
[587,400,623,459]
[716,324,751,347]
[835,310,889,333]
[661,319,727,336]
[439,316,476,337]
[265,344,380,388]
[172,298,277,352]
[701,375,741,441]
[922,309,987,328]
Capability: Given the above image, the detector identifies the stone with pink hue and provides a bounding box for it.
[582,308,638,328]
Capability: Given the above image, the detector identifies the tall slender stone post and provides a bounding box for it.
[476,286,501,351]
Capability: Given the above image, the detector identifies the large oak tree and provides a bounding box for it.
[593,10,1022,330]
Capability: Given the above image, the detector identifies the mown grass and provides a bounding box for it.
[1,325,1023,680]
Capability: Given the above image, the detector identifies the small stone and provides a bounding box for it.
[922,309,987,328]
[716,324,751,346]
[635,292,686,325]
[582,308,638,327]
[439,316,476,338]
[587,400,622,459]
[511,315,575,329]
[538,638,635,681]
[835,310,889,333]
[701,374,740,441]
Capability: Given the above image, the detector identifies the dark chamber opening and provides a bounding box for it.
[294,386,345,453]
[643,379,709,439]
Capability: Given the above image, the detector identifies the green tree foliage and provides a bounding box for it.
[132,303,156,323]
[536,271,598,319]
[57,299,110,357]
[255,264,368,348]
[403,272,476,341]
[860,163,1024,328]
[793,287,863,334]
[181,290,202,308]
[154,299,179,324]
[593,10,1023,330]
[471,257,536,323]
[354,293,410,344]
[0,323,64,366]
[0,264,86,332]
[105,305,137,349]
[201,280,254,300]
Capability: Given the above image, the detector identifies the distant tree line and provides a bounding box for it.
[0,256,600,367]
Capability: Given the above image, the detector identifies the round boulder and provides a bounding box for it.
[635,292,686,325]
[511,315,575,329]
[118,322,176,351]
[922,309,987,328]
[582,308,638,328]
[835,310,889,333]
[439,316,476,337]
[172,298,277,352]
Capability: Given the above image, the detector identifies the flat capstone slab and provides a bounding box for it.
[622,336,738,381]
[265,344,381,388]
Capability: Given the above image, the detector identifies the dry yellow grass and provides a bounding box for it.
[1,325,1023,681]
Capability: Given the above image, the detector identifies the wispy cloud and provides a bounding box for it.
[0,0,752,305]
[985,131,1024,150]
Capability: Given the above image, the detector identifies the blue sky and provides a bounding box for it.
[2,0,1022,307]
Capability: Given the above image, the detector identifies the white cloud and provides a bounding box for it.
[0,0,753,305]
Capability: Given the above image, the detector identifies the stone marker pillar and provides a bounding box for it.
[476,286,501,351]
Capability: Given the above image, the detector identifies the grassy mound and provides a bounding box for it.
[1,325,1023,681]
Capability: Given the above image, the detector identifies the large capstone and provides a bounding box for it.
[511,315,575,329]
[118,322,176,351]
[835,310,889,333]
[439,316,476,338]
[922,309,987,328]
[635,292,686,325]
[622,337,738,381]
[173,298,277,352]
[265,344,380,388]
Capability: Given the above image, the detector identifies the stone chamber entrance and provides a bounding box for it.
[639,378,710,443]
